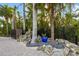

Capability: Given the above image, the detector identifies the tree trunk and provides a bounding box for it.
[12,6,16,30]
[23,3,26,34]
[6,18,8,36]
[12,14,15,30]
[11,6,17,39]
[50,4,55,45]
[31,3,37,43]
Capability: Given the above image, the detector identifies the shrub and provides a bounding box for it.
[35,38,41,43]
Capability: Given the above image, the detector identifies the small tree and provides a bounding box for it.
[0,4,14,36]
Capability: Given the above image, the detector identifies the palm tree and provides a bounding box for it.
[12,6,16,30]
[31,3,37,43]
[49,4,56,44]
[46,3,65,45]
[23,3,26,33]
[26,3,32,30]
[0,4,14,36]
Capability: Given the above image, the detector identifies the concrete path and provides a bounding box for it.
[0,37,47,56]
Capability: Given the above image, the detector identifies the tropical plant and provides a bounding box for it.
[0,4,14,36]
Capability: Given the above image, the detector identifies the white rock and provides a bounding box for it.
[37,45,46,51]
[75,48,79,55]
[37,45,53,55]
[44,45,53,55]
[64,47,70,56]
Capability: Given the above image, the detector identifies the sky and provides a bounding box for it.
[0,3,79,18]
[0,3,23,16]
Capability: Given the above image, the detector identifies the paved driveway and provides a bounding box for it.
[0,37,47,56]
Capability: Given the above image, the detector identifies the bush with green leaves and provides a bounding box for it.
[35,36,41,43]
[35,38,41,43]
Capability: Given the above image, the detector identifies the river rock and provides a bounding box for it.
[68,48,76,56]
[44,45,53,55]
[37,45,53,55]
[75,48,79,55]
[37,45,46,51]
[64,47,70,56]
[55,39,65,48]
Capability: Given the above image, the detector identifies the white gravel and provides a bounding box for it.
[0,37,78,56]
[52,48,65,56]
[0,37,47,56]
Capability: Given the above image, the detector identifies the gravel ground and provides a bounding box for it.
[0,37,47,56]
[52,48,65,56]
[0,37,78,56]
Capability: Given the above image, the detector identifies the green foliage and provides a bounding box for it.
[54,11,79,43]
[35,39,41,43]
[42,33,46,37]
[0,20,7,36]
[16,19,23,29]
[0,3,79,44]
[0,4,14,18]
[0,4,14,36]
[35,35,41,43]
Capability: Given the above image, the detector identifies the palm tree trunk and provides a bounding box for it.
[50,4,55,45]
[12,6,16,30]
[23,3,26,33]
[31,3,37,43]
[6,18,8,36]
[12,15,15,30]
[11,6,17,39]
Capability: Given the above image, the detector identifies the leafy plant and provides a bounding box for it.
[35,38,41,43]
[42,33,46,37]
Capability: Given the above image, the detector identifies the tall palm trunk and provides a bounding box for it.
[12,6,16,30]
[12,14,15,30]
[31,3,37,43]
[23,3,26,33]
[6,18,8,36]
[50,4,55,45]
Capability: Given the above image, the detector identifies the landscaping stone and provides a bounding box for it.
[18,30,31,44]
[64,47,70,56]
[74,48,79,55]
[52,48,65,56]
[56,39,65,43]
[37,45,53,55]
[54,39,79,56]
[44,45,53,55]
[37,45,46,51]
[55,39,65,49]
[67,48,76,56]
[64,40,79,56]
